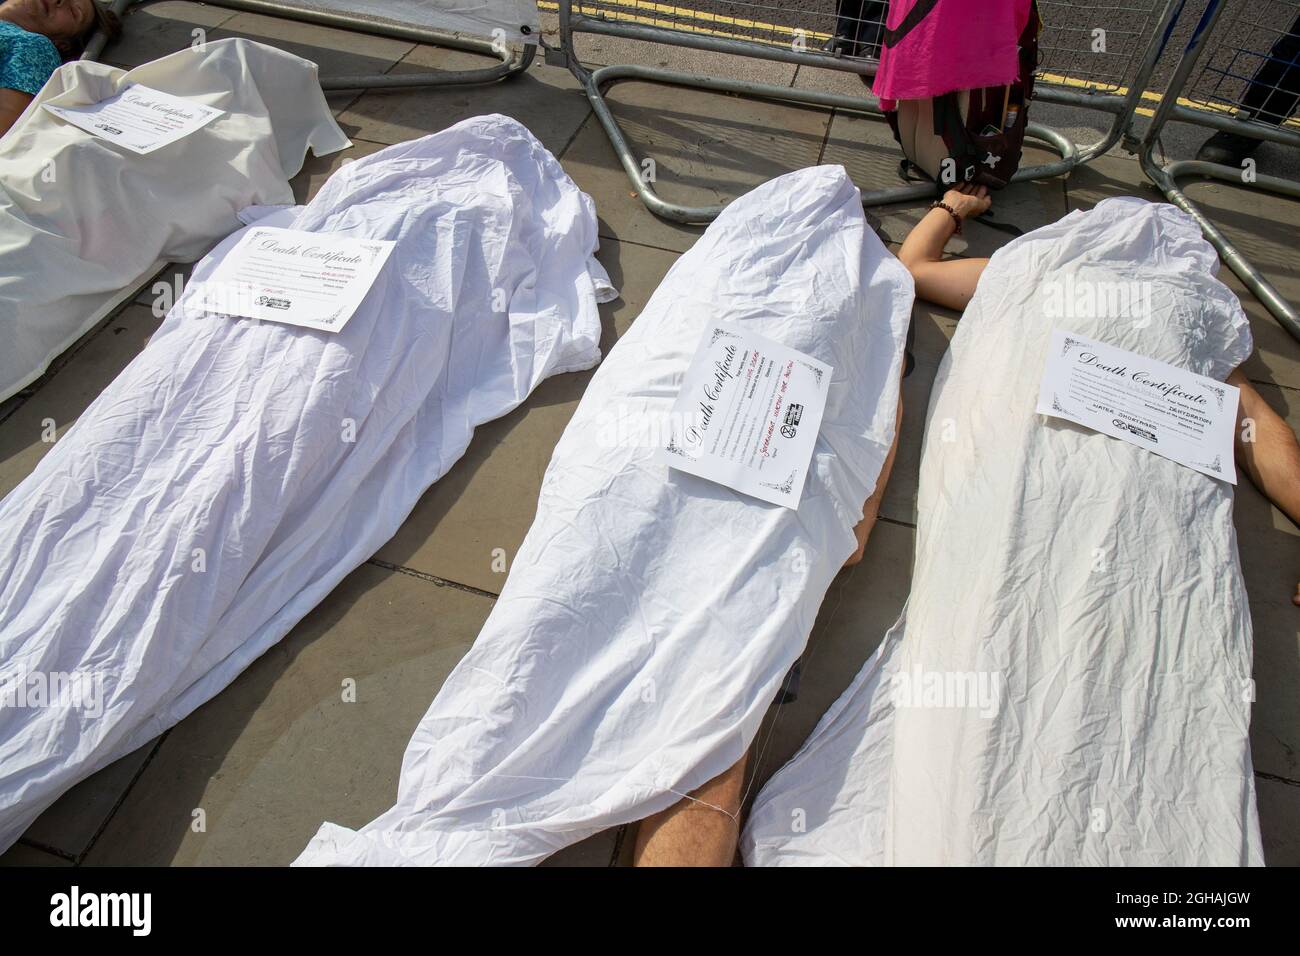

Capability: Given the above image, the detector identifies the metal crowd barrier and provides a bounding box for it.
[548,0,1183,222]
[84,0,538,89]
[1137,0,1300,342]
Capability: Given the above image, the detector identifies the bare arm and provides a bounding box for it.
[897,184,993,312]
[1230,368,1300,525]
[1229,368,1300,605]
[0,88,33,138]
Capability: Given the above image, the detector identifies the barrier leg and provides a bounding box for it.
[566,59,1075,223]
[1137,0,1300,343]
[558,0,1175,223]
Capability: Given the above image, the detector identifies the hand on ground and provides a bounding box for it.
[942,182,992,220]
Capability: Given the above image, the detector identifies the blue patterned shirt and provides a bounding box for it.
[0,20,61,96]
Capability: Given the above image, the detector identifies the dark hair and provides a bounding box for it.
[63,2,122,61]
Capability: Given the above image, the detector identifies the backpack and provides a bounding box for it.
[884,0,1041,190]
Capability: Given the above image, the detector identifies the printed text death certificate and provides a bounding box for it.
[1036,330,1239,483]
[44,84,223,154]
[659,322,831,509]
[197,226,396,333]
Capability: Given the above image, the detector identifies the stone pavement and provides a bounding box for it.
[0,1,1296,866]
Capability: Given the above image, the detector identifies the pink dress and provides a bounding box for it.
[873,0,1034,108]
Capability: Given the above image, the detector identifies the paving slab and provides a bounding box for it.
[905,286,964,368]
[875,288,961,526]
[17,742,159,862]
[336,46,594,154]
[374,237,678,595]
[540,828,620,867]
[100,0,237,70]
[132,261,197,310]
[878,345,934,528]
[208,11,415,111]
[560,79,833,253]
[744,518,915,800]
[1064,148,1158,212]
[0,304,160,500]
[0,842,73,867]
[82,563,492,866]
[1257,774,1300,866]
[789,61,875,99]
[1220,268,1300,394]
[815,106,910,203]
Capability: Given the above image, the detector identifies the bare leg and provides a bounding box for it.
[1229,368,1300,603]
[633,750,749,866]
[844,383,904,567]
[632,373,907,863]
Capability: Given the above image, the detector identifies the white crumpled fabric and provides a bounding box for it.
[743,197,1263,866]
[0,114,613,853]
[295,164,914,866]
[0,37,351,402]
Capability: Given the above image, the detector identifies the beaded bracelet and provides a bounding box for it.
[931,200,963,235]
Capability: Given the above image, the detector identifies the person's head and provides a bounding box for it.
[0,0,121,60]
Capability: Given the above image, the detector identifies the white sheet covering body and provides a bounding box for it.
[0,115,612,853]
[742,198,1263,866]
[295,165,914,866]
[0,37,351,402]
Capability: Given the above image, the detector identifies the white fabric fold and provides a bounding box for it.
[743,197,1263,867]
[295,164,914,866]
[0,37,351,402]
[0,114,610,853]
